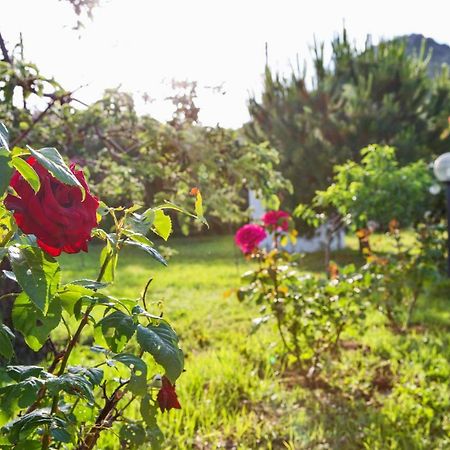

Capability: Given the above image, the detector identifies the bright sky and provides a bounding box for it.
[1,0,450,128]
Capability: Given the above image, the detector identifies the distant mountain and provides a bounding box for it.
[402,34,450,77]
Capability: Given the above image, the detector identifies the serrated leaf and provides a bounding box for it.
[0,376,44,409]
[136,322,184,383]
[11,157,40,193]
[8,245,61,313]
[96,311,136,352]
[68,366,103,386]
[12,293,62,351]
[127,209,155,235]
[0,324,14,360]
[2,409,65,444]
[152,210,172,241]
[124,240,167,266]
[46,373,95,403]
[27,146,85,200]
[122,229,154,247]
[6,366,43,382]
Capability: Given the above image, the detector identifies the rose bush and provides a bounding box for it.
[0,123,206,449]
[5,158,98,256]
[236,209,369,372]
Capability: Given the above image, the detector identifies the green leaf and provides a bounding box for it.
[140,395,164,449]
[152,210,172,241]
[68,366,104,386]
[8,245,61,314]
[113,353,148,396]
[0,324,14,360]
[27,146,85,200]
[124,240,167,266]
[127,209,155,235]
[12,293,62,351]
[2,410,65,444]
[50,427,71,443]
[6,366,43,382]
[55,284,95,316]
[0,206,16,247]
[71,279,109,290]
[0,148,13,198]
[0,377,44,409]
[136,321,184,384]
[96,311,136,352]
[99,242,118,283]
[46,373,95,403]
[11,157,40,193]
[0,122,9,150]
[119,423,146,447]
[122,229,154,247]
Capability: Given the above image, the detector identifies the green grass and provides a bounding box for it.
[56,234,450,450]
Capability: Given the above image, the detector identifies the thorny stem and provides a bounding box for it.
[76,380,130,450]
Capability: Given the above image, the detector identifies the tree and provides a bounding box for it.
[0,37,288,231]
[246,30,450,209]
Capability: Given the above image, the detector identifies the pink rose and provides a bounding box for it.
[235,224,267,254]
[262,210,290,232]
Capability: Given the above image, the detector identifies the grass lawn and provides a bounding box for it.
[57,234,450,450]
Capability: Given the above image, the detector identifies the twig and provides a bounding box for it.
[0,32,11,63]
[142,277,153,311]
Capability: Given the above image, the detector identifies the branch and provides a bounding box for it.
[77,381,129,450]
[10,98,56,148]
[0,32,11,63]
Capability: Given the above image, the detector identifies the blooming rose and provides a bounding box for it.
[262,210,290,232]
[235,223,267,254]
[157,376,181,412]
[5,157,99,257]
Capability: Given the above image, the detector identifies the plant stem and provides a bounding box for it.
[40,253,112,449]
[77,381,129,450]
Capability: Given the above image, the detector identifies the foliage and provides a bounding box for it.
[55,233,450,450]
[361,219,447,330]
[246,29,450,208]
[0,123,205,449]
[0,38,288,230]
[235,212,369,372]
[314,144,435,230]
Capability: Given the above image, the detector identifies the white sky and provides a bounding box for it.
[1,0,450,128]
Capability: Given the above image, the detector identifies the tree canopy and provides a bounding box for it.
[246,30,450,209]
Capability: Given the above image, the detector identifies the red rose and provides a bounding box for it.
[262,210,290,232]
[5,157,99,257]
[234,223,267,255]
[157,376,181,412]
